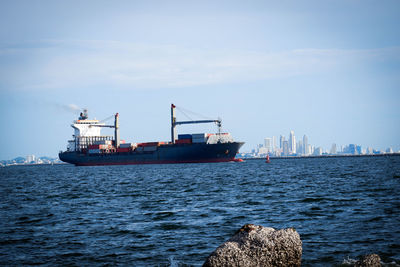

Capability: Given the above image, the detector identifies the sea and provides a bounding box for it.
[1,156,399,266]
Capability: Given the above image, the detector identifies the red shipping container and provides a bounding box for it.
[88,144,100,149]
[138,142,159,147]
[175,139,192,144]
[117,147,130,152]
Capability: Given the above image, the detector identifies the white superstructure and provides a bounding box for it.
[72,119,104,137]
[66,110,113,151]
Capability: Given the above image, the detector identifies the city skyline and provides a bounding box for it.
[245,129,398,157]
[1,1,399,159]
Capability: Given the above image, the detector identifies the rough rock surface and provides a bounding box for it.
[203,224,302,267]
[355,254,381,267]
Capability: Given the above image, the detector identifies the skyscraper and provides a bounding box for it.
[330,143,337,154]
[289,130,296,154]
[272,136,276,153]
[282,141,289,156]
[296,140,303,155]
[280,135,285,149]
[264,138,272,153]
[302,135,308,155]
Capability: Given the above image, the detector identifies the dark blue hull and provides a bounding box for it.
[59,142,244,166]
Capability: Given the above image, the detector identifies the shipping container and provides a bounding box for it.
[192,133,207,143]
[176,139,192,144]
[120,143,136,148]
[94,140,112,145]
[178,134,192,140]
[88,149,101,154]
[138,142,160,147]
[88,144,100,149]
[192,133,207,138]
[117,147,130,153]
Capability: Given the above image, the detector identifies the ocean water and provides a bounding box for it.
[1,156,400,266]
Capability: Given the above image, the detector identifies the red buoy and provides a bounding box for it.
[265,154,270,163]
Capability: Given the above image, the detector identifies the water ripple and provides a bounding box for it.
[0,157,399,266]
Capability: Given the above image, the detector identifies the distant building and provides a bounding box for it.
[272,136,276,153]
[344,144,357,155]
[330,143,337,155]
[282,141,289,156]
[280,135,285,150]
[264,138,272,153]
[257,144,263,153]
[258,147,269,155]
[289,130,296,154]
[314,147,323,156]
[26,155,36,163]
[303,135,308,155]
[386,147,394,153]
[296,140,303,155]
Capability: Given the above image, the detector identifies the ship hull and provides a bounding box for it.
[59,142,244,166]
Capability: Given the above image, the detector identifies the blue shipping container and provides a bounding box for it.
[178,134,192,140]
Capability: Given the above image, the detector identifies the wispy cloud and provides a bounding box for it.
[1,40,399,91]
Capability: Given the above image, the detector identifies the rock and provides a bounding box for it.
[355,254,381,267]
[203,224,302,267]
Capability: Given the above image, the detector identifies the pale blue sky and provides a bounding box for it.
[0,0,399,159]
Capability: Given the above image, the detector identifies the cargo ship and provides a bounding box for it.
[59,104,244,166]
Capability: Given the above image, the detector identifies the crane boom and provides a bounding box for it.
[175,119,221,125]
[170,104,221,143]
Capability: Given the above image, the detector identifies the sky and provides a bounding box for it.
[0,0,399,159]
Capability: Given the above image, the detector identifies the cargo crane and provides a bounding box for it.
[88,113,120,147]
[170,104,222,144]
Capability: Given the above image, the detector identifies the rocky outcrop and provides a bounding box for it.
[203,224,302,267]
[355,254,381,267]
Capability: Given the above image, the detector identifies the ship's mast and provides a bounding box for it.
[171,104,177,144]
[170,104,222,144]
[114,113,120,148]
